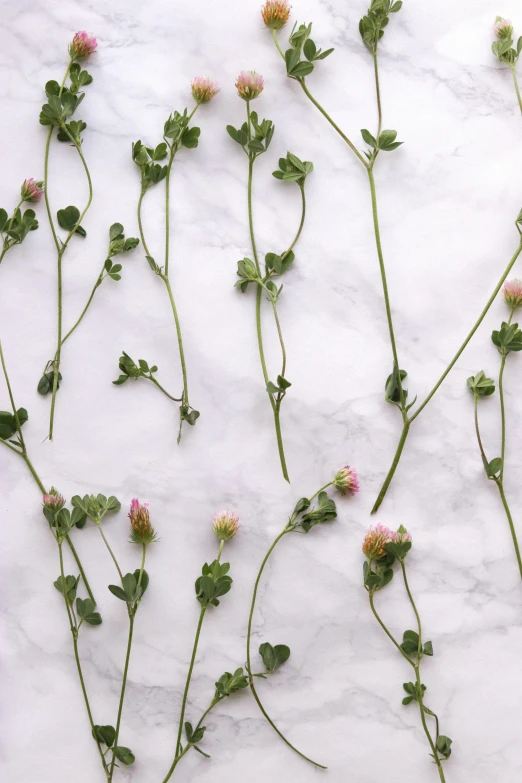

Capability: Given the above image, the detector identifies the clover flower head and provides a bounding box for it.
[391,525,412,545]
[213,510,240,541]
[235,71,264,101]
[261,0,291,30]
[43,487,65,512]
[362,524,393,560]
[333,465,359,495]
[128,498,157,545]
[21,178,44,203]
[191,76,220,105]
[503,279,522,309]
[69,31,97,60]
[494,16,513,39]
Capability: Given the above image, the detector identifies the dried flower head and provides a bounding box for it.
[69,31,98,60]
[21,178,44,203]
[128,498,157,545]
[494,16,513,39]
[261,0,291,30]
[235,71,264,101]
[43,487,65,512]
[391,525,412,545]
[191,76,220,105]
[503,279,522,309]
[213,510,240,541]
[362,524,393,560]
[333,465,359,495]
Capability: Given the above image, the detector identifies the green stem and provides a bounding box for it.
[175,607,207,757]
[97,525,124,582]
[368,590,413,666]
[499,353,507,482]
[400,560,422,650]
[161,698,220,783]
[60,270,104,348]
[108,614,135,781]
[66,534,96,606]
[246,528,325,768]
[59,542,108,779]
[137,188,151,256]
[0,198,24,263]
[496,480,522,580]
[373,53,382,139]
[511,65,522,114]
[297,80,368,168]
[148,374,182,401]
[48,122,94,442]
[162,276,188,407]
[370,420,410,514]
[414,661,446,782]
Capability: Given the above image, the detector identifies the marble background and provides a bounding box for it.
[2,0,522,780]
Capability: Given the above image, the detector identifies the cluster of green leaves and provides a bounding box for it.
[265,250,295,279]
[102,222,139,282]
[164,110,200,149]
[92,725,135,766]
[272,152,313,185]
[214,667,249,697]
[288,491,338,534]
[491,321,522,355]
[385,365,416,412]
[467,371,495,398]
[113,352,159,386]
[492,28,522,65]
[402,683,452,760]
[109,570,149,614]
[195,560,232,608]
[40,64,92,135]
[0,207,38,254]
[399,630,433,660]
[363,556,394,592]
[184,721,206,752]
[55,574,102,625]
[227,111,274,158]
[359,0,402,54]
[235,257,261,292]
[284,22,334,79]
[43,503,87,540]
[266,375,292,404]
[361,128,403,161]
[259,642,290,673]
[76,597,102,626]
[133,110,200,192]
[57,204,87,238]
[0,406,27,447]
[71,493,121,524]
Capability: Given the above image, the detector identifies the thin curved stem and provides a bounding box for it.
[371,420,410,515]
[97,525,124,582]
[161,698,220,783]
[60,270,103,348]
[175,607,206,757]
[373,53,383,140]
[510,65,522,114]
[137,188,152,256]
[400,560,422,650]
[368,590,413,666]
[48,122,94,441]
[107,615,134,781]
[414,660,446,783]
[499,354,507,482]
[282,185,306,261]
[496,481,522,580]
[148,374,182,401]
[246,528,326,768]
[272,301,287,378]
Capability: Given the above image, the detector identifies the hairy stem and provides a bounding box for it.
[510,65,522,114]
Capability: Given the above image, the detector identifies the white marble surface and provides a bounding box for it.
[2,0,522,780]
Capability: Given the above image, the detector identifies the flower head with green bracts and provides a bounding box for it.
[362,524,393,560]
[503,278,522,309]
[235,71,264,100]
[333,465,359,495]
[262,0,291,30]
[43,487,65,512]
[213,510,240,541]
[69,31,97,60]
[128,498,158,544]
[191,76,220,105]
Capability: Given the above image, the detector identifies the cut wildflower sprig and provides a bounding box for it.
[492,16,522,113]
[468,280,522,579]
[161,511,240,782]
[125,78,218,443]
[227,71,313,482]
[363,525,452,781]
[245,466,357,767]
[265,2,522,510]
[40,31,97,440]
[37,223,139,396]
[0,180,43,265]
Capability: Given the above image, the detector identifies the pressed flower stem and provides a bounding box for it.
[108,546,147,782]
[161,698,221,783]
[245,100,290,482]
[58,542,109,779]
[510,65,522,114]
[0,340,96,602]
[162,541,224,782]
[246,519,326,769]
[97,524,124,582]
[47,105,94,441]
[499,309,514,483]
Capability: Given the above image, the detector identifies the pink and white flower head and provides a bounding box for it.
[128,498,157,545]
[213,510,240,541]
[191,76,220,105]
[21,178,44,203]
[261,0,291,30]
[362,524,393,560]
[333,465,359,495]
[503,279,522,310]
[235,71,264,101]
[69,31,97,60]
[391,525,412,545]
[43,487,65,512]
[494,17,513,39]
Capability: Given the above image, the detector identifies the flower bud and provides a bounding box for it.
[128,498,157,545]
[362,524,393,560]
[213,510,239,541]
[235,71,264,101]
[69,31,97,60]
[503,279,522,309]
[21,178,44,203]
[494,17,513,39]
[43,487,65,512]
[333,465,359,495]
[391,525,412,545]
[191,76,220,105]
[261,0,291,30]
